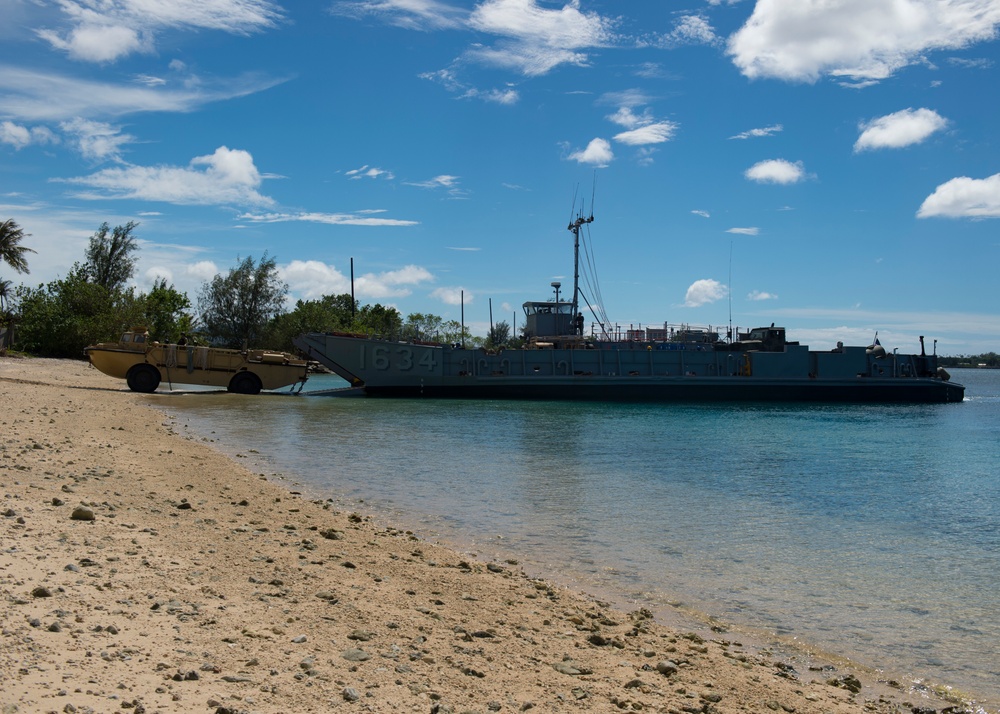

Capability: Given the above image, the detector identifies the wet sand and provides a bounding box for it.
[0,356,976,713]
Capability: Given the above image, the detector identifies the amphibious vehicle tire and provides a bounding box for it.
[126,364,161,393]
[228,371,263,395]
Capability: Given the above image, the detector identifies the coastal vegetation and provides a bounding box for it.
[938,353,1000,368]
[1,216,488,357]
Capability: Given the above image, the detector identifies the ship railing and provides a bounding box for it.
[586,322,729,344]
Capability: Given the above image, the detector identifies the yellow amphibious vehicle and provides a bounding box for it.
[85,328,309,394]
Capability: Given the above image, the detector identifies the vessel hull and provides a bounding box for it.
[294,333,964,404]
[86,341,309,392]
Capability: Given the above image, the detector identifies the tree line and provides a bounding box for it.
[1,218,515,358]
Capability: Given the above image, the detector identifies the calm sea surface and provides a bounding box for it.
[155,368,1000,708]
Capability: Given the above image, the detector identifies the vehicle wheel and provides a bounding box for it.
[126,364,161,393]
[228,372,263,395]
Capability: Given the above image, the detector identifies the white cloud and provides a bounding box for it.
[727,0,1000,83]
[0,65,288,122]
[917,173,1000,218]
[144,265,173,285]
[63,146,274,206]
[431,286,470,305]
[684,279,728,307]
[464,0,616,76]
[278,260,434,300]
[60,118,135,162]
[607,106,653,129]
[747,289,777,301]
[567,138,613,166]
[240,211,418,226]
[691,210,710,218]
[330,0,466,31]
[36,0,284,63]
[598,89,654,109]
[187,261,220,282]
[660,15,718,47]
[745,159,806,184]
[726,227,759,235]
[465,87,520,104]
[463,43,587,77]
[854,108,948,151]
[613,121,678,146]
[405,174,463,194]
[729,124,783,140]
[0,121,58,149]
[345,165,395,180]
[420,68,520,104]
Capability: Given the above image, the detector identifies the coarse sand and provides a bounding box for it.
[1,356,978,714]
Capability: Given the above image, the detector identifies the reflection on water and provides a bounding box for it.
[156,369,1000,706]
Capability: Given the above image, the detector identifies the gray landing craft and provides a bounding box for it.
[295,215,964,403]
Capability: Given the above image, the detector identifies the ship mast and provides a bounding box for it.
[567,211,594,327]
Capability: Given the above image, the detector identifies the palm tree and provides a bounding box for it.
[0,218,35,275]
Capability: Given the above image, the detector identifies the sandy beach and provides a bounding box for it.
[1,356,976,714]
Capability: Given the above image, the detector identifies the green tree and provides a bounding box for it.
[355,302,402,336]
[198,253,288,349]
[14,269,144,357]
[83,221,139,292]
[144,278,193,343]
[262,294,357,352]
[486,320,511,348]
[402,312,444,341]
[0,218,35,275]
[262,293,404,351]
[0,278,12,314]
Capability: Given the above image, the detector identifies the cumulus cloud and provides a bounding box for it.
[567,138,613,166]
[684,279,728,308]
[729,124,783,140]
[187,260,220,282]
[917,173,1000,218]
[63,146,274,206]
[431,286,470,305]
[726,227,759,235]
[745,159,806,184]
[854,108,948,151]
[747,289,777,301]
[144,265,173,285]
[0,121,57,149]
[727,0,1000,83]
[36,0,284,63]
[280,260,434,300]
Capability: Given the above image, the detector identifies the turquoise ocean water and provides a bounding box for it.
[156,368,1000,708]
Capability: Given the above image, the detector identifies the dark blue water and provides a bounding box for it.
[156,368,1000,707]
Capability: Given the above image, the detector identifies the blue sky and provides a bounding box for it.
[2,0,999,355]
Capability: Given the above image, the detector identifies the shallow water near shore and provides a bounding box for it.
[157,368,1000,707]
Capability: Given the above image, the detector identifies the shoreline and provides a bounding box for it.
[1,356,987,713]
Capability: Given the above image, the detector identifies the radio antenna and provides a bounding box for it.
[728,240,734,343]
